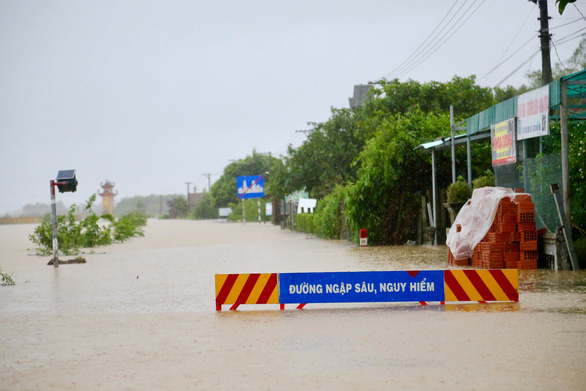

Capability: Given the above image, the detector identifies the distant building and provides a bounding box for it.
[188,186,204,206]
[98,180,117,215]
[349,84,373,108]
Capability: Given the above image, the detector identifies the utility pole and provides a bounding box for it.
[450,105,456,184]
[201,173,211,192]
[532,0,553,85]
[185,182,192,205]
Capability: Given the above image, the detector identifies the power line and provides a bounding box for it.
[384,0,484,81]
[553,26,586,45]
[393,0,484,80]
[385,1,470,79]
[387,1,483,80]
[550,39,570,72]
[494,47,541,87]
[493,24,586,87]
[382,1,462,80]
[574,3,586,23]
[493,8,534,69]
[479,35,536,82]
[549,17,584,30]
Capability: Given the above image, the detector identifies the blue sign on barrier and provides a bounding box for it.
[279,271,445,304]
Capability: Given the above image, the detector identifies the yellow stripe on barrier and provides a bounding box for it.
[215,273,279,310]
[450,270,483,301]
[479,270,509,302]
[444,269,519,303]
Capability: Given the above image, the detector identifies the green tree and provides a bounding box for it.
[493,85,530,103]
[266,157,288,200]
[190,192,218,220]
[346,107,450,245]
[283,108,364,198]
[211,151,278,208]
[167,196,190,218]
[364,75,495,120]
[555,0,577,14]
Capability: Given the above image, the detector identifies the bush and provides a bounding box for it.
[113,211,147,242]
[227,199,269,223]
[1,268,15,286]
[190,192,218,220]
[295,213,315,234]
[29,195,147,255]
[314,185,348,239]
[473,170,495,189]
[447,177,472,203]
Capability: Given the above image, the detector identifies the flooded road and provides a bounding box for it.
[1,220,585,390]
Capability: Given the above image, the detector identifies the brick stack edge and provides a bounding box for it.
[448,189,540,269]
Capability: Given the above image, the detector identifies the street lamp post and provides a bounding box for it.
[50,170,78,268]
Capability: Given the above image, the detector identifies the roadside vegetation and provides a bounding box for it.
[29,194,147,255]
[159,39,586,262]
[1,268,15,286]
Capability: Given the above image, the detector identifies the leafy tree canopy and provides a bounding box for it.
[346,107,450,245]
[364,75,495,121]
[283,108,364,198]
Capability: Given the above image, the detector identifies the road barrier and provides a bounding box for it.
[215,269,518,311]
[215,273,279,311]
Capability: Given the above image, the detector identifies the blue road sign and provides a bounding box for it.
[237,175,264,199]
[279,270,445,304]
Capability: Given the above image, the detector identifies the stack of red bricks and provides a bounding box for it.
[449,189,539,269]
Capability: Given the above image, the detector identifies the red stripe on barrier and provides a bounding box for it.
[489,270,519,302]
[216,274,239,308]
[463,270,497,301]
[297,303,306,309]
[230,273,261,310]
[256,273,278,304]
[444,270,471,302]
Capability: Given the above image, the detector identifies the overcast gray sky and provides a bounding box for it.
[1,0,585,214]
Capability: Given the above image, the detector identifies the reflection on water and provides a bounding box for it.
[351,244,447,270]
[352,244,586,315]
[444,303,520,312]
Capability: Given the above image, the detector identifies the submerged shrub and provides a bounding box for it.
[29,195,147,255]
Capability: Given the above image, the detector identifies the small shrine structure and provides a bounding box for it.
[98,180,117,215]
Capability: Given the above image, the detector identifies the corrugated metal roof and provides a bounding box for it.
[465,69,586,136]
[551,68,586,107]
[414,134,468,151]
[419,69,586,149]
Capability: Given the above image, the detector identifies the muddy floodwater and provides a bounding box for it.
[1,220,585,390]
